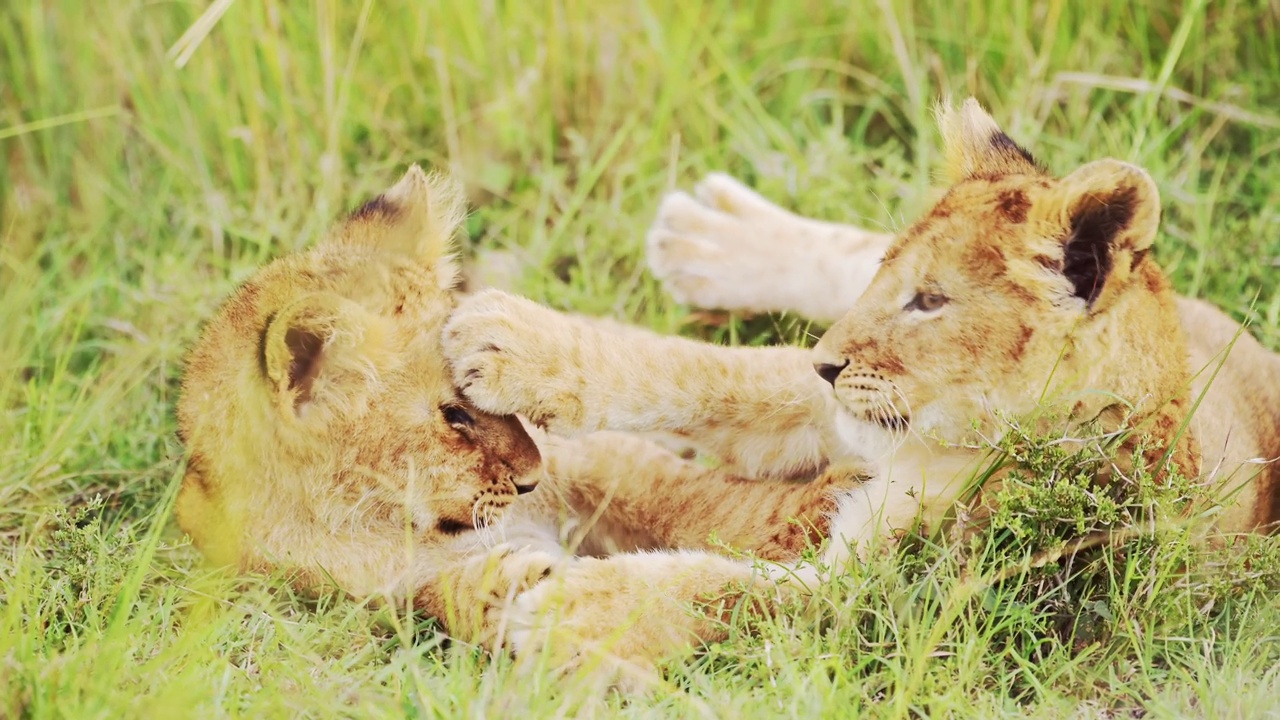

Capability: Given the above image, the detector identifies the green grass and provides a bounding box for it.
[3,0,1279,716]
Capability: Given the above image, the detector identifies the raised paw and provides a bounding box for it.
[441,289,587,429]
[646,174,805,315]
[647,173,894,323]
[691,172,797,221]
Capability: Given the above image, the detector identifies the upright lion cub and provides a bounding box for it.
[443,99,1280,588]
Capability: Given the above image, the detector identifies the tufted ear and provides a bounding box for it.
[335,164,466,290]
[260,293,389,419]
[1037,159,1161,308]
[936,97,1046,183]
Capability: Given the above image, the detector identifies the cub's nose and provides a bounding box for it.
[814,360,849,386]
[515,480,539,495]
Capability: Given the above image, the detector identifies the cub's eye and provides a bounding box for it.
[905,292,949,313]
[442,405,474,428]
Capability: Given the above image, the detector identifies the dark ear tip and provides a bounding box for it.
[347,194,402,223]
[988,131,1044,173]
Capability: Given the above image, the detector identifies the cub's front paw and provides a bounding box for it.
[489,544,562,597]
[507,558,664,693]
[441,289,586,429]
[433,543,565,650]
[507,552,757,692]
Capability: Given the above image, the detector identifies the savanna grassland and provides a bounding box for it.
[2,1,1279,717]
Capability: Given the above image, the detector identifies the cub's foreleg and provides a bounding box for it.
[508,549,770,691]
[442,291,844,479]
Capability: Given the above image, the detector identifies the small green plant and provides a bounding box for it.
[40,495,133,647]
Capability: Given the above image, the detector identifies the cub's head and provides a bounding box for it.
[176,167,540,576]
[815,99,1188,454]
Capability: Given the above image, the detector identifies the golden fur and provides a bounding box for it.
[177,166,852,686]
[176,167,565,639]
[443,98,1280,595]
[181,99,1280,682]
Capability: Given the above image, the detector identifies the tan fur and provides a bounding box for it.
[443,98,1280,596]
[177,166,565,635]
[178,166,862,685]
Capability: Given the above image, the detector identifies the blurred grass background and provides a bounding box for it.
[1,0,1278,716]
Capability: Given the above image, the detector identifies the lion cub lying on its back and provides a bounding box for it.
[443,99,1280,590]
[177,166,863,682]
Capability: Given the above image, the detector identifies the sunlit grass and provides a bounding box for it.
[2,0,1278,716]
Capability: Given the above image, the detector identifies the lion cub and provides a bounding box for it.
[178,166,859,684]
[443,99,1280,590]
[176,167,565,641]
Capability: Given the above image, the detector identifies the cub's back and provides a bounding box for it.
[1177,297,1280,530]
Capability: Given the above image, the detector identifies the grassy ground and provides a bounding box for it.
[3,0,1279,717]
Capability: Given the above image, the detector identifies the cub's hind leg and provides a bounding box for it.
[647,173,893,324]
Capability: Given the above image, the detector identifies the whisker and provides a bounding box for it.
[886,381,926,447]
[480,502,505,549]
[471,501,495,550]
[875,397,910,450]
[492,505,509,544]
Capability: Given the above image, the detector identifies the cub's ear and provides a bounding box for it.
[260,294,388,419]
[1036,159,1161,308]
[936,97,1046,183]
[335,164,466,289]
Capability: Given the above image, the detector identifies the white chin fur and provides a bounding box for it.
[834,400,998,459]
[833,409,904,460]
